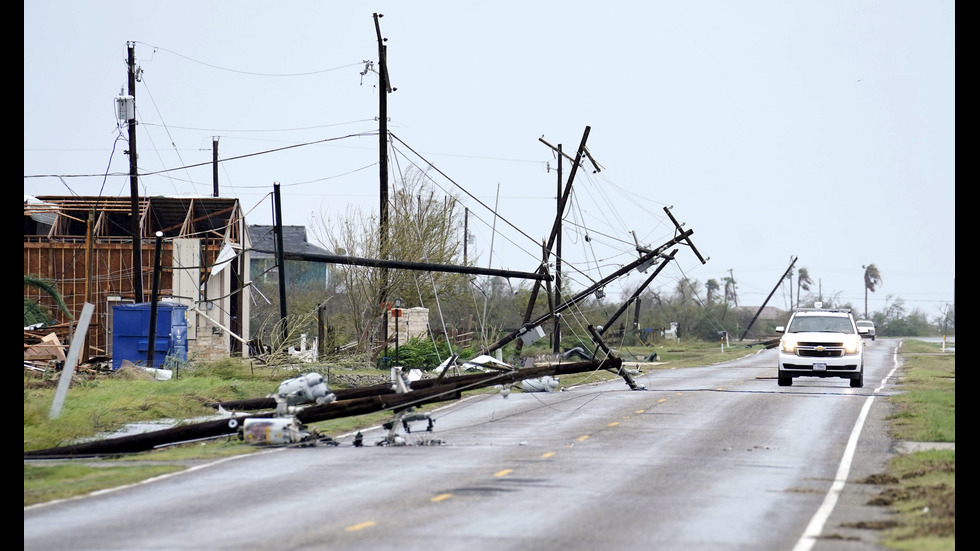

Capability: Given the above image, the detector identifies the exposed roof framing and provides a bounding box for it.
[25,196,244,243]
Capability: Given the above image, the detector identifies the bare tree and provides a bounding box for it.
[312,169,466,355]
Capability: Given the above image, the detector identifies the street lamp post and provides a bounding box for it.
[394,298,403,366]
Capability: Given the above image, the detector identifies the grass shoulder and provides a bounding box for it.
[871,339,955,550]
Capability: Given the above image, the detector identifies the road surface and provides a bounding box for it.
[25,339,902,551]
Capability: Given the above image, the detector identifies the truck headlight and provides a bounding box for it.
[780,336,797,354]
[843,336,862,355]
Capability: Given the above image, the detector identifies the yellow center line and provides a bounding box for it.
[345,521,376,532]
[576,435,590,442]
[494,469,513,477]
[541,451,556,459]
[607,421,620,427]
[635,409,645,414]
[431,493,453,502]
[658,398,667,403]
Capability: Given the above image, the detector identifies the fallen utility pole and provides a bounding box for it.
[480,229,694,356]
[584,250,678,390]
[250,248,552,282]
[590,249,678,354]
[24,357,622,458]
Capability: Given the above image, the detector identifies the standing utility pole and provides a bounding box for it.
[273,183,288,346]
[374,13,393,297]
[126,42,143,302]
[212,137,219,197]
[146,232,164,368]
[516,126,591,354]
[553,145,563,354]
[373,13,396,359]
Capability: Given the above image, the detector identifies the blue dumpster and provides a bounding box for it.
[111,302,188,370]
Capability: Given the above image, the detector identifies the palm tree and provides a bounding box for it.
[796,267,813,308]
[722,274,738,307]
[705,279,720,306]
[24,274,73,326]
[862,264,882,319]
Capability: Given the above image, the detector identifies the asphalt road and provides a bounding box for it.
[25,339,903,551]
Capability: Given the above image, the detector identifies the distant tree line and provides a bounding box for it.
[248,179,954,361]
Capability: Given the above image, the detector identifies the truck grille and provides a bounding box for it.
[796,343,845,357]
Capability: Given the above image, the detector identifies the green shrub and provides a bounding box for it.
[389,337,454,369]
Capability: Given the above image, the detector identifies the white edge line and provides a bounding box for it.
[27,390,494,511]
[25,448,283,511]
[791,343,902,551]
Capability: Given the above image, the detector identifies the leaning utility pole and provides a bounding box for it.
[481,229,694,356]
[740,256,797,341]
[126,42,143,301]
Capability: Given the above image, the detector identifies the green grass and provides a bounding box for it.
[25,357,288,451]
[25,462,184,507]
[875,339,955,550]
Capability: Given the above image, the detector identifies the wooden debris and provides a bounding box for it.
[24,333,67,362]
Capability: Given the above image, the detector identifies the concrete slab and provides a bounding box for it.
[895,441,955,454]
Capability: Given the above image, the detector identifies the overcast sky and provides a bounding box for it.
[24,1,955,322]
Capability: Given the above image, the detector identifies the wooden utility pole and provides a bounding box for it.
[126,42,143,302]
[374,13,392,298]
[553,144,563,354]
[83,209,95,361]
[516,126,591,354]
[740,256,797,341]
[373,14,395,359]
[483,230,693,356]
[273,183,288,346]
[212,137,219,197]
[146,232,164,368]
[729,268,738,307]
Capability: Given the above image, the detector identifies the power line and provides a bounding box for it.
[134,42,364,77]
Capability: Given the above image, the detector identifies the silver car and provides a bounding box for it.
[856,320,876,341]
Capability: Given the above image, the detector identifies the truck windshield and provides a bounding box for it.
[787,316,854,333]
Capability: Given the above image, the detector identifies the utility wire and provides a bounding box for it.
[135,42,363,77]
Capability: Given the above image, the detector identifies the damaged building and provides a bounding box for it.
[24,195,252,365]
